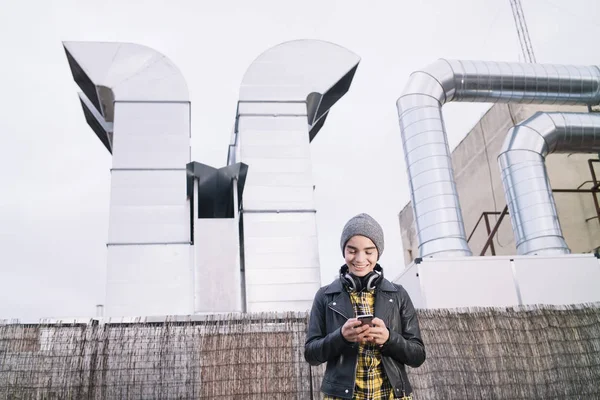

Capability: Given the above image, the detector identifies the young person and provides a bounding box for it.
[305,213,425,399]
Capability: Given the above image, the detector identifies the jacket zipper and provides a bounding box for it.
[328,303,358,398]
[379,341,405,398]
[379,294,406,399]
[397,363,406,398]
[328,303,347,319]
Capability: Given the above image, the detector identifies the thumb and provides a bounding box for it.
[347,318,362,327]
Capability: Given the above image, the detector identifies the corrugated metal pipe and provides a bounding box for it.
[397,60,600,258]
[499,112,600,255]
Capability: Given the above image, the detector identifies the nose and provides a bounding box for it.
[354,251,366,262]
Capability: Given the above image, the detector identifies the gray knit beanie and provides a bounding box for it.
[340,213,384,259]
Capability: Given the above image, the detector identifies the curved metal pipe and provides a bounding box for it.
[397,59,600,258]
[64,41,189,106]
[239,39,360,139]
[64,41,189,152]
[498,112,600,255]
[229,40,360,165]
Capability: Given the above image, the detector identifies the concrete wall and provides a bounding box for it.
[399,103,600,265]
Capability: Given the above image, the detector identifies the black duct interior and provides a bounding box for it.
[64,46,102,116]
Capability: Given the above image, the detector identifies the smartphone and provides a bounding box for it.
[357,314,374,326]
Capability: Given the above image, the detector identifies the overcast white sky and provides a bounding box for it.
[1,0,599,321]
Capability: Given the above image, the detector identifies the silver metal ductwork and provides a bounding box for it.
[397,60,600,258]
[233,40,360,312]
[65,42,193,316]
[499,112,600,255]
[64,41,188,154]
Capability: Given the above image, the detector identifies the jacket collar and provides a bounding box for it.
[377,278,398,292]
[324,278,345,294]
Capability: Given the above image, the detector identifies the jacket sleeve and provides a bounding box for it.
[380,286,426,368]
[304,288,351,366]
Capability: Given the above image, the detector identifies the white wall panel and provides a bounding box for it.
[241,157,313,174]
[247,301,313,313]
[417,257,519,308]
[514,255,600,305]
[246,282,319,303]
[194,219,242,313]
[105,244,193,317]
[243,213,318,237]
[110,170,187,206]
[392,263,424,309]
[245,267,320,286]
[238,114,307,132]
[243,172,312,187]
[241,143,310,159]
[394,255,600,309]
[242,213,320,311]
[244,235,319,255]
[237,107,320,312]
[108,170,189,244]
[238,115,315,211]
[242,186,314,210]
[246,253,322,269]
[238,102,306,115]
[108,207,189,243]
[237,129,307,146]
[112,102,190,169]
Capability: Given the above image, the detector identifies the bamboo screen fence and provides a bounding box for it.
[1,305,599,399]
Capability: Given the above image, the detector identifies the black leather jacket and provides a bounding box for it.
[304,276,425,399]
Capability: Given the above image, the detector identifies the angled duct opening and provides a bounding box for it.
[96,85,115,123]
[78,93,113,154]
[64,46,101,115]
[186,162,248,219]
[309,111,328,142]
[306,63,359,137]
[316,63,358,120]
[64,41,189,152]
[238,40,360,139]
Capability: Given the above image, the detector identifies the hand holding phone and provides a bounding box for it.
[357,314,374,327]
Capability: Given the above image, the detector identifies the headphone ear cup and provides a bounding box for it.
[344,272,360,293]
[366,270,382,291]
[340,267,359,293]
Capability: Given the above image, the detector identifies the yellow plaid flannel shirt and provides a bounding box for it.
[324,291,412,400]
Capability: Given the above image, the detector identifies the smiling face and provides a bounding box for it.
[344,235,378,277]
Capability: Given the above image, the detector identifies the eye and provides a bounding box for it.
[366,252,373,256]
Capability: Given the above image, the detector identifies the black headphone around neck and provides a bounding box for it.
[340,265,383,293]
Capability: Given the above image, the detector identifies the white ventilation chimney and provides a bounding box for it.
[64,42,192,317]
[232,40,360,312]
